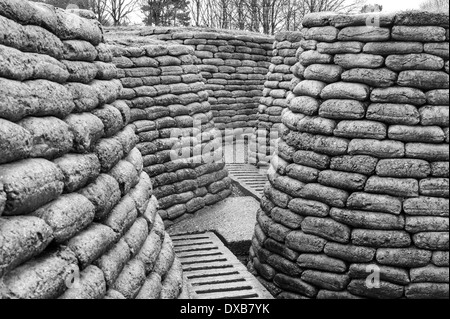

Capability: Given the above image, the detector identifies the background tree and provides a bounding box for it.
[108,0,139,25]
[420,0,449,12]
[171,0,190,26]
[89,0,109,25]
[300,0,365,13]
[189,0,366,34]
[361,3,382,12]
[31,0,367,31]
[142,0,190,26]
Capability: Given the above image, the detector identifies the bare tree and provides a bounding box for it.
[420,0,449,12]
[300,0,365,14]
[142,0,190,26]
[108,0,139,25]
[234,0,247,30]
[174,0,366,31]
[189,0,202,26]
[34,0,367,29]
[361,3,383,12]
[248,0,260,31]
[89,0,109,24]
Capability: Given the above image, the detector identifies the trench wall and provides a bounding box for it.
[105,35,232,227]
[2,0,449,301]
[0,0,186,299]
[250,31,304,165]
[106,27,274,137]
[250,11,449,299]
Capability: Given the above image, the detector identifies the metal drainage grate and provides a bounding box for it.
[172,232,273,299]
[226,164,269,199]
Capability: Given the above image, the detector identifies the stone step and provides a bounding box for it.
[175,232,273,299]
[226,163,269,200]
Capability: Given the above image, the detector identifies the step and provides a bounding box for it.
[175,232,273,300]
[226,163,269,200]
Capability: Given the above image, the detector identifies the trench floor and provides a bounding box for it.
[168,197,260,255]
[169,161,271,299]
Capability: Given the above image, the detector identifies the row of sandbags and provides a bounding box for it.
[0,0,186,299]
[250,32,303,165]
[119,27,274,137]
[105,36,232,227]
[249,11,449,299]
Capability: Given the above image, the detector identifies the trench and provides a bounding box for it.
[0,0,449,300]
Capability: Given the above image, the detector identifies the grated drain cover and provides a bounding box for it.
[172,232,273,299]
[225,164,269,199]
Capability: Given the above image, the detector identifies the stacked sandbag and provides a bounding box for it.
[105,36,232,227]
[250,31,303,165]
[249,11,449,299]
[107,27,274,138]
[0,0,185,299]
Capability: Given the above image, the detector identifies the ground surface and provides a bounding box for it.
[168,197,260,255]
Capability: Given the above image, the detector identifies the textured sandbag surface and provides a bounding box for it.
[58,265,107,299]
[104,36,232,226]
[0,159,65,216]
[0,14,64,59]
[105,26,274,139]
[0,0,185,299]
[0,118,33,165]
[0,44,69,83]
[250,31,301,164]
[18,116,74,159]
[32,194,96,243]
[0,248,78,299]
[249,11,450,300]
[0,216,53,277]
[0,78,75,122]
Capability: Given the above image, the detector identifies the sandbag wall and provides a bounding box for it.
[119,27,274,137]
[0,0,185,299]
[250,31,303,165]
[249,11,449,299]
[106,39,232,227]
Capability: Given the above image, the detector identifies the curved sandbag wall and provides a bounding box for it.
[105,35,232,227]
[250,31,303,165]
[249,11,449,299]
[0,0,186,299]
[106,27,274,138]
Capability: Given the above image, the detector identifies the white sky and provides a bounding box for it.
[366,0,423,12]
